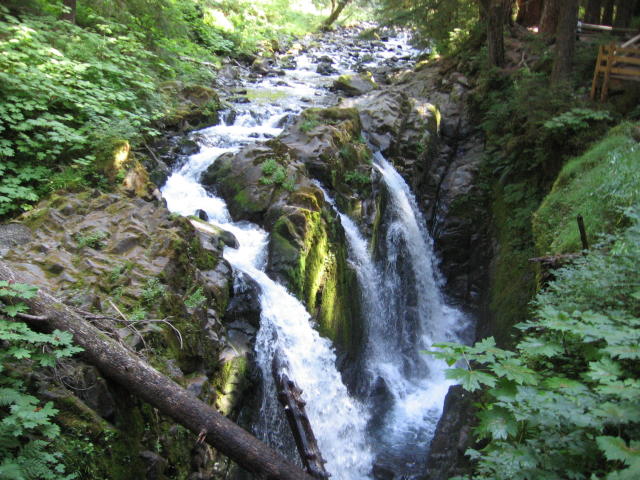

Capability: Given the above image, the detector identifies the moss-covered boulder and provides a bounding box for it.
[332,71,379,97]
[201,140,303,224]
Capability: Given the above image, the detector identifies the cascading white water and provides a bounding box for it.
[365,152,470,476]
[161,27,467,479]
[162,118,374,479]
[317,154,470,477]
[161,33,390,478]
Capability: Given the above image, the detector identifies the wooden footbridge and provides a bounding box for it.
[591,33,640,101]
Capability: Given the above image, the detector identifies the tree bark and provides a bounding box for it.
[487,0,507,67]
[551,0,578,84]
[539,0,561,35]
[61,0,76,23]
[584,0,603,24]
[614,0,638,28]
[0,262,314,480]
[601,0,615,25]
[321,0,351,30]
[516,0,544,27]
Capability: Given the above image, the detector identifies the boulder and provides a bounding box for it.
[317,61,337,76]
[332,72,379,97]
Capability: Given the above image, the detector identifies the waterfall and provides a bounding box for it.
[318,153,470,478]
[162,67,374,477]
[160,27,468,480]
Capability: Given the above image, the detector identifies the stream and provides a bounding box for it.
[161,27,471,480]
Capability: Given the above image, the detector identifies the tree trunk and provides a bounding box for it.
[584,0,603,24]
[516,0,544,27]
[0,262,314,480]
[551,0,578,84]
[487,0,507,67]
[321,0,351,30]
[539,0,561,35]
[61,0,76,23]
[601,0,615,25]
[614,0,638,28]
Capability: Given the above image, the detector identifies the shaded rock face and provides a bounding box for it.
[424,386,477,480]
[342,61,492,316]
[2,190,252,479]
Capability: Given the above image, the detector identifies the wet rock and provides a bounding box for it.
[372,464,395,480]
[178,138,200,156]
[218,64,241,85]
[279,55,297,70]
[225,273,261,329]
[317,62,337,76]
[251,57,272,75]
[222,109,238,125]
[424,386,476,480]
[139,450,168,480]
[195,209,209,221]
[332,72,379,97]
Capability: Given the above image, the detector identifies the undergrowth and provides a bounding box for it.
[0,281,82,479]
[534,123,640,254]
[433,208,640,480]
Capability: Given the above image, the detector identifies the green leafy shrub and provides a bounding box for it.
[184,287,206,309]
[141,278,166,306]
[259,159,296,191]
[344,170,371,185]
[0,280,81,479]
[431,209,640,480]
[75,230,108,250]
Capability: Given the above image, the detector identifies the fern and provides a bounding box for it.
[0,282,81,479]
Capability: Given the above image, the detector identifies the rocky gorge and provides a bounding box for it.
[0,26,497,480]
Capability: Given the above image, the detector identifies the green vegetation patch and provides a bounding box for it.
[534,123,640,254]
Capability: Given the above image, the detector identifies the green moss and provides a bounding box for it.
[533,123,640,255]
[214,356,249,416]
[232,189,266,215]
[245,88,288,103]
[488,181,538,346]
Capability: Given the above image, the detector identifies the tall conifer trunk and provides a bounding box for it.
[516,0,544,27]
[601,0,615,25]
[584,0,603,24]
[551,0,578,84]
[61,0,76,23]
[540,0,560,35]
[614,0,638,28]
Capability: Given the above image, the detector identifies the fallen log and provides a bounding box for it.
[272,352,330,479]
[0,261,314,480]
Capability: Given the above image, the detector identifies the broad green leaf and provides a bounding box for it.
[491,359,538,385]
[517,337,563,357]
[594,402,639,425]
[476,407,518,440]
[446,368,497,391]
[587,358,623,383]
[596,436,640,465]
[604,344,640,360]
[543,376,588,395]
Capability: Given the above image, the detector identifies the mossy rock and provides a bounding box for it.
[332,72,379,97]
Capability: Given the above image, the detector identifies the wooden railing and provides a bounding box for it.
[590,42,640,101]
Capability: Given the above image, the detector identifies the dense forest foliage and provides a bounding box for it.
[1,0,639,479]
